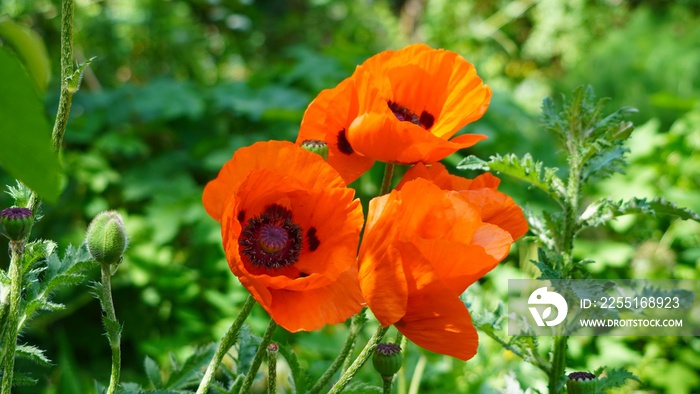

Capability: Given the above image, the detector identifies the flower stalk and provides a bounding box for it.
[309,310,366,394]
[196,295,256,394]
[328,325,390,394]
[1,241,25,394]
[99,262,121,394]
[238,319,277,394]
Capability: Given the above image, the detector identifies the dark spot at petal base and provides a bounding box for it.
[237,210,246,222]
[299,272,309,278]
[307,227,320,251]
[419,111,435,129]
[337,129,354,155]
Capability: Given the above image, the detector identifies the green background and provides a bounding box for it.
[1,0,699,392]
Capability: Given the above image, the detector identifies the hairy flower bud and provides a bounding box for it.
[1,207,34,241]
[86,211,127,267]
[372,343,402,379]
[567,371,598,394]
[300,139,329,160]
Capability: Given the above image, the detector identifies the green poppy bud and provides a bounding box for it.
[86,211,127,267]
[1,207,34,241]
[567,371,598,394]
[300,139,329,160]
[372,343,402,380]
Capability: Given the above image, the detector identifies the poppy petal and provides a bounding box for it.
[266,268,365,332]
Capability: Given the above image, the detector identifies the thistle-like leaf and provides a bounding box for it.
[457,154,566,204]
[531,248,565,280]
[164,344,216,389]
[15,344,51,366]
[278,343,309,394]
[235,324,260,376]
[102,316,122,345]
[580,197,700,228]
[594,367,640,390]
[144,356,164,389]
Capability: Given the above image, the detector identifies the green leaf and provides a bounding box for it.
[164,344,216,389]
[66,56,96,93]
[144,356,164,389]
[580,197,700,228]
[0,47,62,203]
[278,343,309,394]
[457,153,566,204]
[0,17,51,93]
[595,367,640,390]
[15,344,52,367]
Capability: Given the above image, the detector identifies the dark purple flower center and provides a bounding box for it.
[375,343,402,356]
[1,207,32,220]
[239,204,303,270]
[388,101,435,130]
[337,128,354,155]
[568,372,596,381]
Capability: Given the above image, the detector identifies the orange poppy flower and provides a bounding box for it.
[398,162,528,240]
[202,141,365,332]
[296,77,375,184]
[358,176,525,360]
[346,43,492,165]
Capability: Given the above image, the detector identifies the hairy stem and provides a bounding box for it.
[99,263,121,394]
[549,335,569,394]
[196,295,256,394]
[266,344,277,394]
[239,319,277,394]
[383,376,394,394]
[1,242,25,394]
[309,311,366,393]
[328,325,390,394]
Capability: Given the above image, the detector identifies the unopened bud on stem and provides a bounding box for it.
[1,207,34,241]
[86,211,127,268]
[372,343,402,380]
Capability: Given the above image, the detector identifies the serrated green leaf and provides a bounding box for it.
[581,197,700,228]
[278,343,309,394]
[144,356,164,389]
[531,248,565,280]
[595,367,640,390]
[164,344,216,390]
[15,344,52,366]
[235,325,260,376]
[103,317,122,344]
[9,372,38,386]
[0,47,62,203]
[581,144,629,182]
[342,382,383,393]
[458,153,565,204]
[65,56,96,93]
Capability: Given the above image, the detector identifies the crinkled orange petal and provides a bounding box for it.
[296,78,375,183]
[266,268,364,332]
[203,141,345,221]
[359,194,408,326]
[347,112,486,165]
[394,242,478,360]
[399,163,528,240]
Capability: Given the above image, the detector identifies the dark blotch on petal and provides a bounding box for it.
[299,271,309,278]
[307,227,320,251]
[237,210,246,222]
[419,111,435,129]
[337,129,354,155]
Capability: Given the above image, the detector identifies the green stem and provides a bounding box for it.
[0,242,25,394]
[328,325,390,394]
[196,295,256,394]
[379,163,395,195]
[266,344,277,394]
[239,319,277,394]
[309,311,366,394]
[549,335,569,394]
[28,0,75,215]
[382,377,394,394]
[99,263,121,394]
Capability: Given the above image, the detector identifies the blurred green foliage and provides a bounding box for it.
[1,0,699,392]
